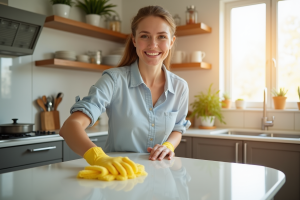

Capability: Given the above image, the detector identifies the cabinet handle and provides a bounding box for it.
[181,139,187,143]
[244,143,247,164]
[90,138,98,142]
[235,143,238,163]
[28,146,56,152]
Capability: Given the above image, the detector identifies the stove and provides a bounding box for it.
[0,130,58,141]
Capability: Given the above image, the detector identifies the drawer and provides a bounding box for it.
[0,141,62,170]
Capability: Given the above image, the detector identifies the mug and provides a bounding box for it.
[172,51,186,63]
[190,51,206,62]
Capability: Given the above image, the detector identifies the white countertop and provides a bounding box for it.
[1,126,300,148]
[0,152,285,200]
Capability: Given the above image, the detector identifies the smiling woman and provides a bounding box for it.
[59,5,191,181]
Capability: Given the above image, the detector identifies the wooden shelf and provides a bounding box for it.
[35,59,113,72]
[44,15,128,43]
[176,23,211,36]
[170,62,211,70]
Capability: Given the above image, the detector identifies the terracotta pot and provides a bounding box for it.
[273,96,287,109]
[222,100,231,108]
[297,102,300,110]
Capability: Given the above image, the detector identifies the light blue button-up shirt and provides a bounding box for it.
[70,60,191,153]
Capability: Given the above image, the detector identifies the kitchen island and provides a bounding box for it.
[0,152,285,200]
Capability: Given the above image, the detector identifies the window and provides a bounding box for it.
[223,0,300,109]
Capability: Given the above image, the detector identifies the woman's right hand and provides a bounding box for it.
[94,155,138,178]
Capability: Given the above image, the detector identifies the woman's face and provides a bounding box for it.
[132,16,175,68]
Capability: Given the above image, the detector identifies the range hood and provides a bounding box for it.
[0,3,46,57]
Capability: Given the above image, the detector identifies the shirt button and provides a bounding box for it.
[150,138,153,141]
[149,108,153,111]
[151,124,154,127]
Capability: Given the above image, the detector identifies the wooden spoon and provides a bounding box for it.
[54,97,62,111]
[37,98,47,112]
[42,95,47,105]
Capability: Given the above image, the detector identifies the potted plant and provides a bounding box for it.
[297,86,300,110]
[190,84,226,128]
[272,88,288,109]
[221,92,231,108]
[76,0,116,27]
[50,0,74,18]
[235,99,246,109]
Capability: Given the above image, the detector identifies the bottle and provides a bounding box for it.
[173,14,181,26]
[186,5,198,24]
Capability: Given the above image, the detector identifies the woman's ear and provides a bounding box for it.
[131,34,136,47]
[170,35,176,49]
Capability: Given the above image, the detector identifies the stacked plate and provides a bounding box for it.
[76,55,90,63]
[55,51,76,61]
[102,55,122,67]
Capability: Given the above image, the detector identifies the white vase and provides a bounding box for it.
[53,4,71,18]
[86,14,101,26]
[200,116,215,127]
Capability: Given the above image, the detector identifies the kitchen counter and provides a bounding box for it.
[0,152,285,200]
[1,126,300,148]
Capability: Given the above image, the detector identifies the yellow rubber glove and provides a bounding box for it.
[77,163,148,182]
[83,147,138,178]
[162,142,174,152]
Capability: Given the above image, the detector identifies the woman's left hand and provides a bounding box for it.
[147,144,175,161]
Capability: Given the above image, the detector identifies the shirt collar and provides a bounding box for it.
[130,60,175,94]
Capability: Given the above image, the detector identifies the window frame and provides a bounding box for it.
[222,0,298,109]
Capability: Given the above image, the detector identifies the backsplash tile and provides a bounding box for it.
[244,112,262,129]
[268,112,294,130]
[215,111,244,128]
[295,113,300,130]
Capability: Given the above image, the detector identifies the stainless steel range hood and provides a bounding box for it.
[0,3,46,57]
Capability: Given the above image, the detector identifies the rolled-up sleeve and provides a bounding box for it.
[173,85,191,134]
[70,71,116,127]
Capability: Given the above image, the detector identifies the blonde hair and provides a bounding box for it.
[117,5,176,70]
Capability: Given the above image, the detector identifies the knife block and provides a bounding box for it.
[41,111,60,131]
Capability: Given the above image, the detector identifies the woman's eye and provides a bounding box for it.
[159,35,167,39]
[141,35,148,38]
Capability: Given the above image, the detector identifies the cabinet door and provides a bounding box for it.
[193,137,243,163]
[245,141,300,200]
[63,135,108,161]
[174,136,192,158]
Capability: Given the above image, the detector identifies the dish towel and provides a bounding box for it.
[77,163,147,181]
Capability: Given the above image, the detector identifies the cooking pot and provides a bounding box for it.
[0,119,34,134]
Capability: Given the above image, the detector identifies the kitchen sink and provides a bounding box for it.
[217,131,300,139]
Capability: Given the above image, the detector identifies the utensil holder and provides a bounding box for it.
[41,111,60,131]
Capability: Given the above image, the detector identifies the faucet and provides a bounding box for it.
[261,88,275,130]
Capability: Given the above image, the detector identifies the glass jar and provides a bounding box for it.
[109,15,121,32]
[88,50,102,65]
[186,5,197,24]
[173,14,181,26]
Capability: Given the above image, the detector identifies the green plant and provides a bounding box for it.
[190,83,226,124]
[236,98,244,101]
[271,88,288,97]
[222,92,230,100]
[76,0,116,16]
[50,0,75,6]
[298,86,300,101]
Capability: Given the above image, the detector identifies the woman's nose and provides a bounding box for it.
[148,37,158,48]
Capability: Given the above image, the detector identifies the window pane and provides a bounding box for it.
[278,0,300,102]
[231,4,266,101]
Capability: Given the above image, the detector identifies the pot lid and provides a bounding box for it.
[0,119,34,127]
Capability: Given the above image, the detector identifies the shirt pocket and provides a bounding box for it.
[162,111,178,141]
